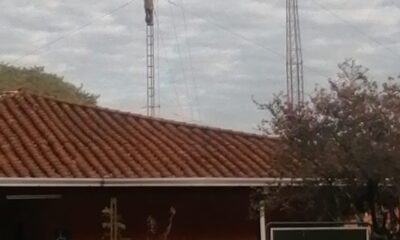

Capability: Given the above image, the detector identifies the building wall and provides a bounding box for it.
[0,187,258,240]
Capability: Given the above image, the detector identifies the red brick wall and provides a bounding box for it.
[0,187,258,240]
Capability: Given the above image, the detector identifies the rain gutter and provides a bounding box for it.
[0,177,307,187]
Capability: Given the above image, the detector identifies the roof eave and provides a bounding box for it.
[0,177,302,187]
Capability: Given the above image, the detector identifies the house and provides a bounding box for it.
[0,92,285,240]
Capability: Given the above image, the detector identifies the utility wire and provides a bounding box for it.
[178,0,202,122]
[154,8,186,119]
[166,0,330,79]
[311,0,400,60]
[168,2,195,121]
[11,0,136,64]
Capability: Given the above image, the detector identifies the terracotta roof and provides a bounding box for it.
[0,92,280,178]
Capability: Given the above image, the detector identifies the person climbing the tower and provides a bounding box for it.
[144,0,154,25]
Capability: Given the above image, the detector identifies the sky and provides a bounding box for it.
[0,0,399,133]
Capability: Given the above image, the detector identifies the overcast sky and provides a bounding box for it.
[0,0,399,133]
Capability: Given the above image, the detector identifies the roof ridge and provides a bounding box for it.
[4,90,270,139]
[0,89,24,98]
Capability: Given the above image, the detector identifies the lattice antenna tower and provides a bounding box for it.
[145,0,157,117]
[286,0,304,108]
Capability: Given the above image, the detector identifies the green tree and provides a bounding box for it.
[257,59,400,239]
[0,63,99,105]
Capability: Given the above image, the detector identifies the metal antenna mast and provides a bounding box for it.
[145,0,156,117]
[286,0,304,108]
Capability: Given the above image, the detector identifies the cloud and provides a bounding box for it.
[0,0,398,133]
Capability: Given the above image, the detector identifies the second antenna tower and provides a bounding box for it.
[286,0,304,107]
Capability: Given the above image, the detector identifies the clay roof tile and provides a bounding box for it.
[0,91,282,178]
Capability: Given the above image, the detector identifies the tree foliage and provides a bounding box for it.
[258,59,400,239]
[0,64,99,105]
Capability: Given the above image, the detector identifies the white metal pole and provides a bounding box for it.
[260,203,266,240]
